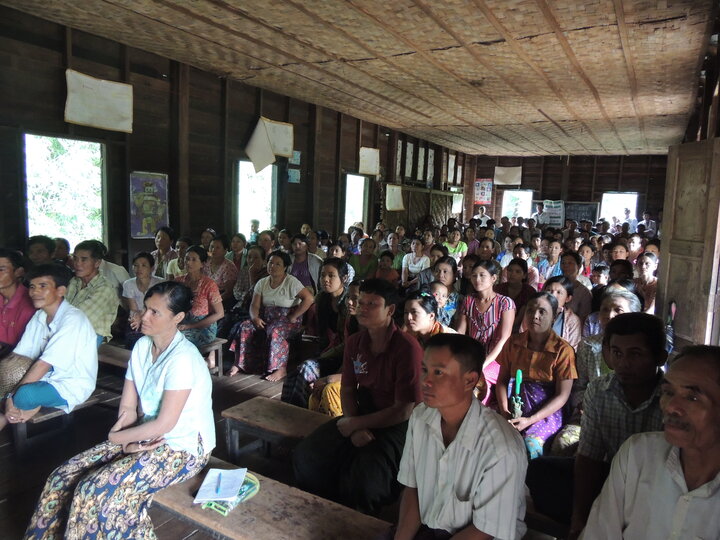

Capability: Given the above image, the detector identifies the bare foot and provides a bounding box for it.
[264,367,287,382]
[6,397,41,423]
[228,366,245,377]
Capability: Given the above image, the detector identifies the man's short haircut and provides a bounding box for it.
[27,263,73,288]
[507,257,528,275]
[155,226,176,242]
[359,278,399,307]
[424,333,485,376]
[27,235,56,255]
[290,233,308,245]
[54,237,71,251]
[592,263,610,276]
[379,250,395,261]
[0,248,25,270]
[602,289,642,313]
[672,345,720,384]
[561,250,582,266]
[610,259,634,277]
[75,240,107,259]
[177,235,193,245]
[462,253,479,266]
[603,313,667,358]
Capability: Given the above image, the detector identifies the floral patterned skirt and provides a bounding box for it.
[24,439,209,539]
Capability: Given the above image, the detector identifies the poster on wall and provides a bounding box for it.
[543,199,565,228]
[130,171,169,239]
[474,178,493,205]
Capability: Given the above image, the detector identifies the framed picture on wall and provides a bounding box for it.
[130,171,169,239]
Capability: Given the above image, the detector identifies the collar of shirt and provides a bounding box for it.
[419,398,481,453]
[601,372,663,413]
[41,298,69,333]
[514,329,567,355]
[356,320,400,355]
[665,444,720,498]
[3,282,28,310]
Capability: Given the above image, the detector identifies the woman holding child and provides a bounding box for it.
[24,281,214,539]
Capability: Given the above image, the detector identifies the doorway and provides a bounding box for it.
[237,161,277,237]
[344,174,369,233]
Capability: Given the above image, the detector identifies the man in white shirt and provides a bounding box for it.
[472,206,492,227]
[622,208,638,233]
[531,202,550,227]
[389,333,527,540]
[637,211,657,238]
[581,345,720,539]
[0,264,97,431]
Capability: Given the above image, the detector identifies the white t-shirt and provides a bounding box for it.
[254,274,304,308]
[13,300,98,413]
[402,253,431,276]
[126,332,216,456]
[122,276,164,310]
[398,399,527,538]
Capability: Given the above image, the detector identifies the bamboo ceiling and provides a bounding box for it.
[3,0,715,155]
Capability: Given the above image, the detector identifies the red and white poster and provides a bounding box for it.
[474,178,493,205]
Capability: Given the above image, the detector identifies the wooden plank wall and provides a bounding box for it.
[1,6,668,263]
[468,155,667,222]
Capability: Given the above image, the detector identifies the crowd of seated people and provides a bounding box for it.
[4,206,720,539]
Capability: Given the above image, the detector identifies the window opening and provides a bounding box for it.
[24,134,105,249]
[237,161,277,237]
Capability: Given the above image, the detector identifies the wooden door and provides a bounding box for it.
[657,138,720,347]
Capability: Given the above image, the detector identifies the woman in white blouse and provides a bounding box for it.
[229,250,314,381]
[122,252,163,341]
[25,281,214,538]
[401,238,431,291]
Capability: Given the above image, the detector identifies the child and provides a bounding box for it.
[375,251,400,285]
[429,281,450,316]
[590,263,610,288]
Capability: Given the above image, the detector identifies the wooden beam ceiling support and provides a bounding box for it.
[345,0,543,156]
[534,0,628,153]
[284,0,520,155]
[411,0,578,155]
[150,0,424,128]
[612,0,648,150]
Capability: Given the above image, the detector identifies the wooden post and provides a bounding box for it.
[335,112,344,234]
[222,78,233,235]
[560,155,570,201]
[175,63,190,235]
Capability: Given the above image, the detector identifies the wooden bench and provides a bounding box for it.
[222,396,332,462]
[153,457,390,540]
[99,338,228,376]
[11,387,120,452]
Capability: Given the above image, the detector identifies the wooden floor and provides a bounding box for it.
[0,356,556,540]
[0,358,289,540]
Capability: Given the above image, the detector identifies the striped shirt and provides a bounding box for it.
[578,373,663,462]
[398,399,527,538]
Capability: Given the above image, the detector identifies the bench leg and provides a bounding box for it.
[225,420,239,463]
[12,422,29,453]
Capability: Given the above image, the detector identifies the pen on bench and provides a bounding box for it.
[216,473,222,494]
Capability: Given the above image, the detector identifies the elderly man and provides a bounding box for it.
[580,345,720,538]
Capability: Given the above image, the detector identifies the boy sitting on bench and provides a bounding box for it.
[0,264,98,431]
